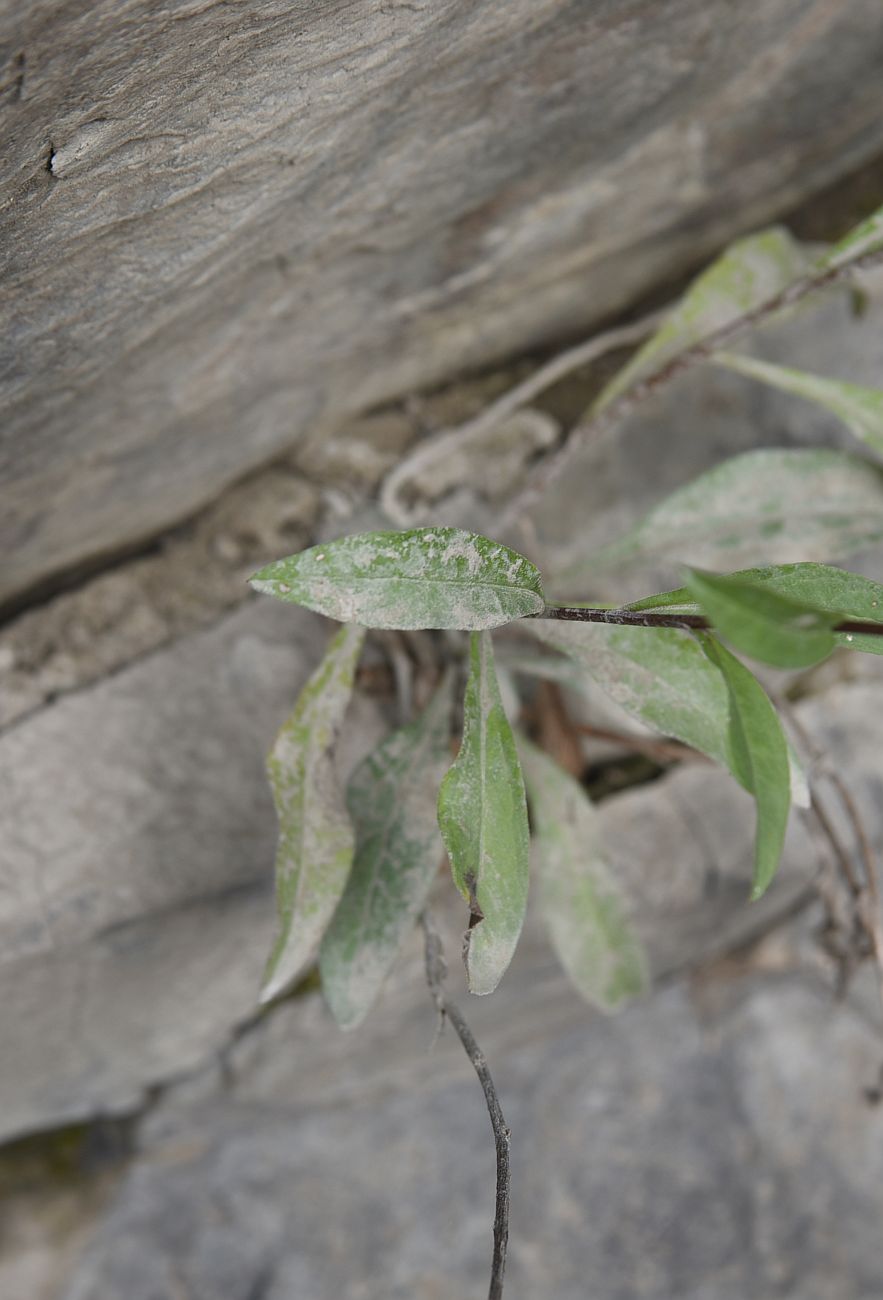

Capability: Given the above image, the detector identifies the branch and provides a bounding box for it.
[537,605,883,638]
[380,310,665,526]
[420,913,511,1300]
[499,243,883,527]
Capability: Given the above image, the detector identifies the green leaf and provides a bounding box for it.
[519,738,647,1011]
[575,449,883,578]
[528,619,735,772]
[715,352,883,457]
[684,568,837,669]
[699,636,791,899]
[818,203,883,269]
[319,674,453,1029]
[627,562,883,656]
[250,527,545,630]
[592,227,810,411]
[260,623,365,1004]
[438,632,530,995]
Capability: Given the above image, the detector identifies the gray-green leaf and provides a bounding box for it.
[261,623,365,1004]
[438,632,530,995]
[627,562,883,656]
[700,636,791,899]
[715,352,883,458]
[250,528,544,630]
[579,449,883,577]
[684,568,837,669]
[519,738,647,1011]
[319,673,453,1029]
[592,227,810,411]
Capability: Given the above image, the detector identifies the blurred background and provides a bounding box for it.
[3,3,883,1297]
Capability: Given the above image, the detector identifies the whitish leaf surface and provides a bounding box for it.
[592,228,810,411]
[519,739,647,1011]
[529,619,748,779]
[818,203,883,269]
[261,624,365,1004]
[715,352,883,457]
[319,674,453,1029]
[628,562,883,656]
[684,569,837,669]
[516,624,810,809]
[437,632,530,995]
[581,449,883,576]
[250,528,544,630]
[700,636,791,899]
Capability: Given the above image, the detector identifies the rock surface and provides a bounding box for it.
[5,1,883,607]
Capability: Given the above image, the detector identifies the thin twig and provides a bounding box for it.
[536,605,883,638]
[421,912,511,1300]
[380,311,665,525]
[499,243,883,527]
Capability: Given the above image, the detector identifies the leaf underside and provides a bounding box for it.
[319,673,454,1030]
[260,623,365,1004]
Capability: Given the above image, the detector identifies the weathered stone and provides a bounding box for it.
[46,968,883,1300]
[5,1,883,608]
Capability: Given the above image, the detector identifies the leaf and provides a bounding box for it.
[699,636,791,899]
[684,568,837,669]
[517,622,810,809]
[519,738,647,1011]
[260,623,365,1004]
[437,632,530,995]
[592,227,811,411]
[818,203,883,269]
[250,527,545,630]
[528,618,735,769]
[578,449,883,577]
[715,352,883,457]
[627,562,883,656]
[319,674,453,1029]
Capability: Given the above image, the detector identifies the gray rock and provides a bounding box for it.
[54,970,883,1300]
[5,1,883,608]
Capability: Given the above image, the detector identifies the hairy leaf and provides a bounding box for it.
[684,568,837,668]
[519,739,647,1011]
[516,624,810,809]
[438,632,530,995]
[250,527,544,630]
[319,674,453,1029]
[700,636,791,899]
[715,352,883,457]
[818,203,883,269]
[580,449,883,576]
[592,227,810,411]
[260,624,365,1004]
[627,562,883,656]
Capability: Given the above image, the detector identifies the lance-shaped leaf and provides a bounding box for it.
[260,623,365,1004]
[319,674,453,1029]
[528,619,744,777]
[699,636,791,900]
[438,632,530,995]
[627,562,883,656]
[525,618,810,807]
[575,449,883,578]
[684,568,837,669]
[715,352,883,458]
[817,202,883,269]
[249,527,544,630]
[519,738,647,1011]
[592,227,810,411]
